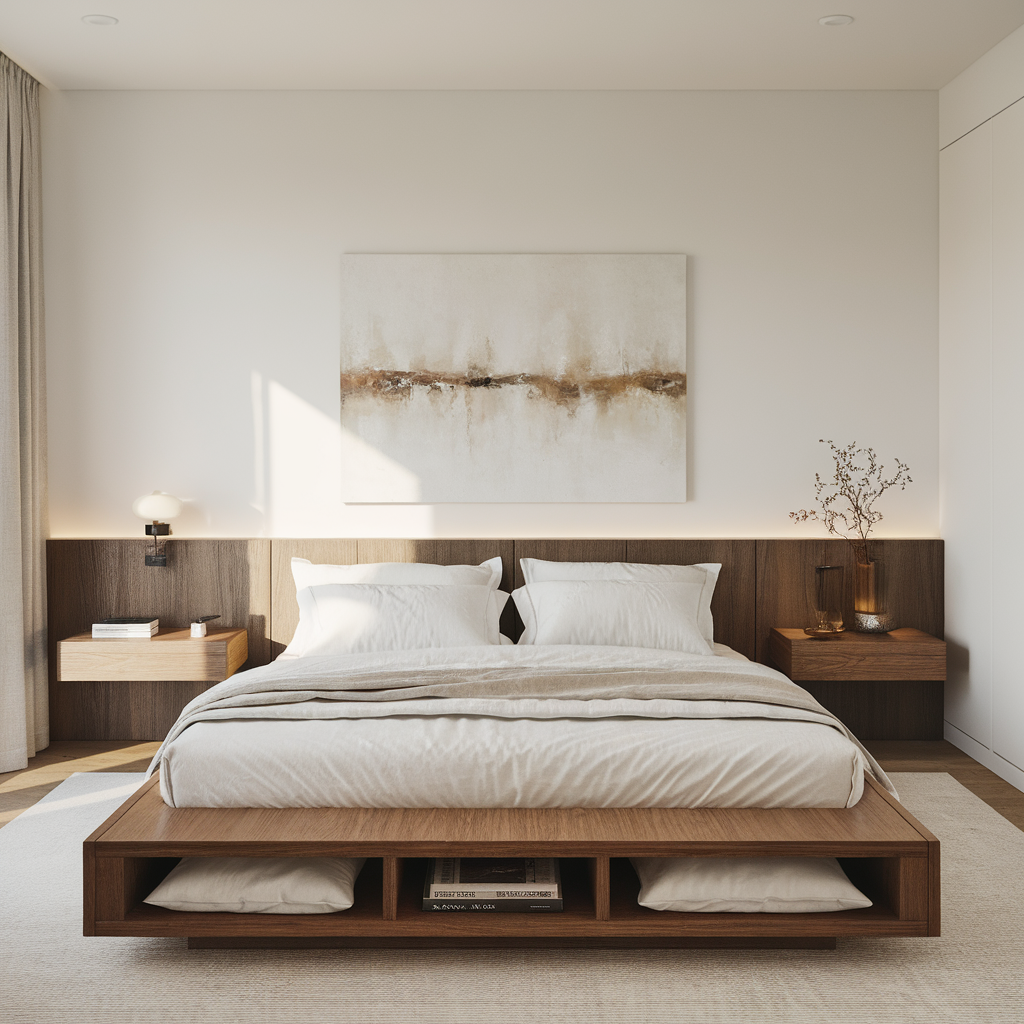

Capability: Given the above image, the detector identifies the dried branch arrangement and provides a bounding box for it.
[789,440,913,564]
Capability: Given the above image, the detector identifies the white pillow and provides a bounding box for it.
[631,857,872,913]
[519,559,720,643]
[512,580,713,656]
[292,556,503,591]
[287,556,505,656]
[144,857,366,914]
[294,583,507,657]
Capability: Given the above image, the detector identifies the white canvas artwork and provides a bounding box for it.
[339,254,687,502]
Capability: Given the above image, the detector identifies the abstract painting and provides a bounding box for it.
[339,254,686,502]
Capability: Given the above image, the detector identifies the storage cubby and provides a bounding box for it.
[394,857,597,921]
[606,857,904,933]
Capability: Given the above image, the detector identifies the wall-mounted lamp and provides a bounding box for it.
[132,491,183,567]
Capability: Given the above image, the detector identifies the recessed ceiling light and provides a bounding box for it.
[818,15,854,27]
[82,15,119,26]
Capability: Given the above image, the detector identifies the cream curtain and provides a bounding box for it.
[0,52,47,772]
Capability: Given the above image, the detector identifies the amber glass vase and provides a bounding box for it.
[851,543,896,632]
[854,557,878,615]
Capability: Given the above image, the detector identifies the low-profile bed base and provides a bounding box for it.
[84,773,939,949]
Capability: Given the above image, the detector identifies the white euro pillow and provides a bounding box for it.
[294,583,507,657]
[512,580,713,656]
[144,857,366,914]
[631,857,872,913]
[519,559,720,644]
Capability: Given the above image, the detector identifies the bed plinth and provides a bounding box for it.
[83,774,939,948]
[185,936,840,950]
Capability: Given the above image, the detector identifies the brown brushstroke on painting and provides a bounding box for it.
[340,369,686,407]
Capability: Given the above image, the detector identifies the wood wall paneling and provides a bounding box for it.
[47,537,944,742]
[46,539,271,741]
[50,680,215,743]
[269,540,358,652]
[512,540,628,588]
[354,538,514,589]
[754,540,944,661]
[755,540,945,740]
[800,681,944,742]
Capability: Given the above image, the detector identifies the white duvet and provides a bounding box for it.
[153,644,893,810]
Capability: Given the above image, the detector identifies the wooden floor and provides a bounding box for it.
[0,740,159,829]
[1,739,1022,833]
[864,741,1024,831]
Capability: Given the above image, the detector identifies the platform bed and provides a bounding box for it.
[78,537,943,949]
[83,772,938,950]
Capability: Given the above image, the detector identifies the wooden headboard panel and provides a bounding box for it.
[46,536,943,741]
[270,538,758,657]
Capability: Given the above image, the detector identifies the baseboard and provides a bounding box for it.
[944,720,1024,793]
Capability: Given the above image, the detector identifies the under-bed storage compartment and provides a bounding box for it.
[91,852,924,949]
[116,859,392,937]
[84,774,939,947]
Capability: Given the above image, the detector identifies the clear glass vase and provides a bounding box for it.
[805,564,845,638]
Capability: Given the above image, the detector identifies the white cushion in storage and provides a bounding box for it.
[630,857,872,913]
[143,856,366,914]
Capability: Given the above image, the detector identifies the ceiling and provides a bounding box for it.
[2,1,1023,92]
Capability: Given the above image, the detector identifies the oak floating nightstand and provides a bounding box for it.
[767,627,946,682]
[58,627,248,683]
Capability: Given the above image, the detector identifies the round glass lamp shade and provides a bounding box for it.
[132,491,183,522]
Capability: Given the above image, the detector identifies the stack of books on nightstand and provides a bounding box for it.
[91,617,159,639]
[422,858,563,912]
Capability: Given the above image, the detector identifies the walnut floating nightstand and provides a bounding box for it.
[767,627,946,682]
[58,627,248,683]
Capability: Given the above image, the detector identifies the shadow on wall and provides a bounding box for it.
[943,638,972,732]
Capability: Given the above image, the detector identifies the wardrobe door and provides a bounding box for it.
[991,100,1024,774]
[939,122,993,748]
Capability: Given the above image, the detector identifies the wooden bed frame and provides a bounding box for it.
[84,774,938,948]
[75,537,943,948]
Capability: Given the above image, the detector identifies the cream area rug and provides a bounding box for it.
[2,772,1022,1024]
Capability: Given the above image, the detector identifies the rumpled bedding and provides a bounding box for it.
[151,645,894,809]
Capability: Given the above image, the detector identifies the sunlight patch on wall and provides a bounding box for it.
[264,378,426,536]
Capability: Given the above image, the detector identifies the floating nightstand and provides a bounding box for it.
[58,627,248,683]
[767,627,946,682]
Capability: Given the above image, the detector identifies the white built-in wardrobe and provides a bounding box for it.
[940,32,1024,792]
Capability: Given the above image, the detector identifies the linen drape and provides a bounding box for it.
[0,52,47,772]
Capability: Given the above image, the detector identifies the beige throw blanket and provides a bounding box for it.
[148,645,893,794]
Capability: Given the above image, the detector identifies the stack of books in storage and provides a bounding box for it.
[91,617,159,639]
[422,858,563,912]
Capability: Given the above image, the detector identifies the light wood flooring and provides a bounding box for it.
[0,740,159,828]
[1,739,1022,832]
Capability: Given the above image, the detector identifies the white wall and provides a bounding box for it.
[42,90,939,540]
[940,21,1024,148]
[940,40,1024,790]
